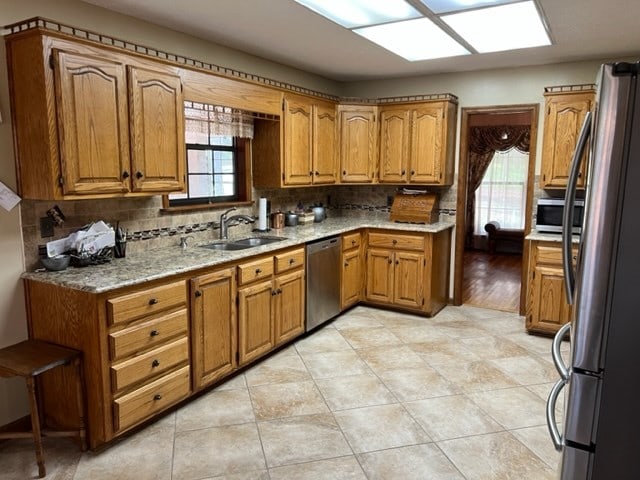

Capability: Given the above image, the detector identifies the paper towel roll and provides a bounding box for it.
[258,198,268,231]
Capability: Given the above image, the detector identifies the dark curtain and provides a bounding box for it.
[466,125,531,248]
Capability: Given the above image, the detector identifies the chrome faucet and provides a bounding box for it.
[219,207,255,239]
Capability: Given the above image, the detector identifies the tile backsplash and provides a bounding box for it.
[21,183,458,271]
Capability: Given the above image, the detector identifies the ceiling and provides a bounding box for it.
[80,0,640,82]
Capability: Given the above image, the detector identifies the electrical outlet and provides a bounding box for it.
[40,217,55,238]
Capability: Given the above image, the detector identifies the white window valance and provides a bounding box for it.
[185,101,254,140]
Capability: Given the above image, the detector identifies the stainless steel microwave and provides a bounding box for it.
[536,198,585,234]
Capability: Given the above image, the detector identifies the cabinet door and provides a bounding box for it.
[128,66,185,192]
[393,252,425,309]
[541,93,593,188]
[379,108,410,183]
[313,104,337,184]
[365,248,393,304]
[528,265,571,334]
[339,108,376,183]
[190,267,237,390]
[53,50,130,195]
[274,270,305,346]
[341,247,362,310]
[283,97,313,185]
[409,104,444,184]
[238,280,275,366]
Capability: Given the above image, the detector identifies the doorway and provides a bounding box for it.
[453,105,539,314]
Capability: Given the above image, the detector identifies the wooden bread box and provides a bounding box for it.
[390,192,439,224]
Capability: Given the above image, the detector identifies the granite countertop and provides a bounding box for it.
[526,230,580,243]
[22,216,455,293]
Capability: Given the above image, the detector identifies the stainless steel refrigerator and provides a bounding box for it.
[546,61,640,479]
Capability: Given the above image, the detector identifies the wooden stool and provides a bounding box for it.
[0,339,87,478]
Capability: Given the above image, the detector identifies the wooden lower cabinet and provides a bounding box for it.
[364,229,451,315]
[190,267,237,390]
[526,240,575,335]
[274,269,306,345]
[341,232,363,310]
[238,279,276,366]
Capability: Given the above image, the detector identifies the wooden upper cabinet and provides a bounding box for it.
[6,31,185,199]
[128,66,185,192]
[313,104,338,184]
[377,100,456,185]
[54,50,130,195]
[541,88,595,189]
[253,95,337,188]
[339,105,377,183]
[379,108,410,183]
[283,96,313,185]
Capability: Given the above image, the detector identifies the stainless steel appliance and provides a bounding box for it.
[535,197,584,234]
[547,61,640,479]
[305,236,341,331]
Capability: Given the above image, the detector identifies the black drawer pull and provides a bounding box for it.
[148,298,159,305]
[289,258,295,265]
[153,394,162,401]
[392,239,397,245]
[151,359,160,368]
[136,171,144,179]
[194,290,202,297]
[122,171,130,179]
[255,268,262,274]
[150,330,160,337]
[351,239,356,245]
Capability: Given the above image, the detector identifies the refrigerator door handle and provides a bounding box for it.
[562,111,592,304]
[547,378,566,451]
[552,322,571,380]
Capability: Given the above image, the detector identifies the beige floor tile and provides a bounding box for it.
[475,315,527,335]
[331,307,384,330]
[214,372,248,391]
[258,413,352,468]
[268,455,367,479]
[404,395,503,441]
[294,327,353,355]
[0,437,81,480]
[432,360,519,392]
[438,431,556,480]
[172,423,265,479]
[460,335,531,360]
[205,471,269,480]
[244,352,312,387]
[460,305,506,320]
[377,366,459,402]
[357,344,426,373]
[429,306,469,323]
[176,388,255,431]
[505,331,554,356]
[74,417,175,480]
[334,404,431,453]
[358,443,465,480]
[409,337,481,365]
[388,324,450,343]
[526,382,557,401]
[315,373,397,411]
[511,425,562,470]
[371,309,430,328]
[469,387,548,429]
[490,355,560,385]
[250,380,329,421]
[300,350,371,379]
[339,327,402,349]
[430,320,489,339]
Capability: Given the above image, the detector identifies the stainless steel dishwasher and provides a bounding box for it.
[306,236,341,332]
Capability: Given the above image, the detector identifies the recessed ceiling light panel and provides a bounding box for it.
[442,0,551,53]
[354,17,470,61]
[418,0,519,14]
[293,0,421,29]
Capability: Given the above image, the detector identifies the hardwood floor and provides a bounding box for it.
[463,249,522,312]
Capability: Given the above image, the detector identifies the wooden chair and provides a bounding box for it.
[0,339,87,478]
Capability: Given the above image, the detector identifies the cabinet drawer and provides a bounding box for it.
[368,232,425,251]
[237,257,274,285]
[107,280,187,325]
[534,244,577,266]
[108,308,188,360]
[275,248,305,274]
[113,365,190,432]
[343,232,361,251]
[110,337,189,392]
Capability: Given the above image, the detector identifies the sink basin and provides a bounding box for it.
[233,236,286,246]
[200,242,253,251]
[200,236,286,251]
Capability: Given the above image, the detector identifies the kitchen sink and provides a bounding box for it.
[200,236,286,251]
[232,236,286,246]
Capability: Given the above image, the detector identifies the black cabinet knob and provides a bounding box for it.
[153,394,162,401]
[136,171,144,179]
[148,298,159,305]
[411,170,415,175]
[289,258,295,265]
[255,268,262,274]
[152,359,160,368]
[315,171,320,176]
[194,290,202,297]
[343,170,347,175]
[150,330,159,337]
[122,171,130,179]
